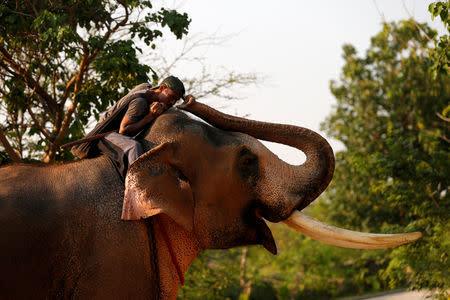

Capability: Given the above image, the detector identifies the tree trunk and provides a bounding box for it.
[0,126,21,162]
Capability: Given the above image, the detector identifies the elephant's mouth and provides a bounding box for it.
[250,202,421,254]
[253,209,277,255]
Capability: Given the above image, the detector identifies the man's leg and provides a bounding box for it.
[103,132,144,165]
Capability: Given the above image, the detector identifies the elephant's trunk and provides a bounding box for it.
[178,101,335,211]
[178,102,422,249]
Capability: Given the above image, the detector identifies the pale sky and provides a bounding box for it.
[162,0,444,164]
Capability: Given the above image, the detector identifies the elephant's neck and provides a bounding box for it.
[152,214,203,299]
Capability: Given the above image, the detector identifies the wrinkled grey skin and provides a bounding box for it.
[0,106,334,299]
[1,155,160,299]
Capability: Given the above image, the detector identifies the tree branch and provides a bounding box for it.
[436,112,450,122]
[0,45,60,114]
[0,126,21,162]
[402,0,433,42]
[47,2,131,161]
[26,106,52,140]
[25,0,39,17]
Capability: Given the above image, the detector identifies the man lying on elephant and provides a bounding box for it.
[71,75,189,178]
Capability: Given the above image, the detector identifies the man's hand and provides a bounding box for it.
[120,102,169,136]
[176,94,196,110]
[147,102,167,120]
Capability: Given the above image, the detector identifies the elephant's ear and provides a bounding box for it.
[121,142,194,233]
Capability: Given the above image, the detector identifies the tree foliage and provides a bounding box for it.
[428,1,449,78]
[0,0,190,162]
[321,20,449,296]
[179,20,449,300]
[179,219,393,300]
[2,2,447,299]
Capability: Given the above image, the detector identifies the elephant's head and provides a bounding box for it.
[120,99,421,296]
[121,99,333,253]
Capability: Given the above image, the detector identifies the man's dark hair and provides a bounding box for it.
[160,76,185,98]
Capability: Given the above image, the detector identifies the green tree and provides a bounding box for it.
[428,1,449,78]
[321,20,449,296]
[0,0,190,162]
[181,19,449,300]
[178,248,242,299]
[179,218,391,300]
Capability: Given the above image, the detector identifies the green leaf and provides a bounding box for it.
[0,0,190,162]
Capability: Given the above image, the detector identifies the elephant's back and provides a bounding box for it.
[0,157,124,238]
[0,157,122,205]
[1,163,50,199]
[0,157,136,298]
[0,162,77,215]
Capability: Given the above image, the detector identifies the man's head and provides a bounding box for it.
[156,76,185,106]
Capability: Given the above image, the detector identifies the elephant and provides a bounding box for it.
[0,99,421,299]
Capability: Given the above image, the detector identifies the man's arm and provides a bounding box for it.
[119,102,167,136]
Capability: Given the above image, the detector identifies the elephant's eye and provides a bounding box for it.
[243,156,257,166]
[237,147,260,182]
[177,169,189,183]
[170,165,190,186]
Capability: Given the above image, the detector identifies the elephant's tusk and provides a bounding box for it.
[282,211,422,249]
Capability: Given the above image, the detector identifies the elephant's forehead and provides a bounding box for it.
[152,110,264,149]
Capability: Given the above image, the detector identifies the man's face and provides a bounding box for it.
[158,86,181,106]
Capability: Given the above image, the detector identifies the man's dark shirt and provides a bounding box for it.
[71,83,152,159]
[97,83,151,132]
[98,95,150,131]
[124,98,150,123]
